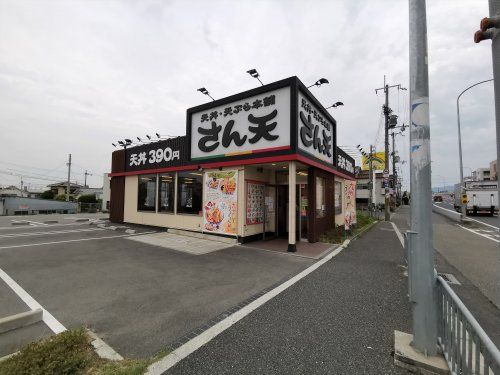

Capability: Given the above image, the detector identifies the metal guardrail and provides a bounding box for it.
[437,275,500,374]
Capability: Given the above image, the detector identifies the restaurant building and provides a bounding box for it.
[108,76,355,252]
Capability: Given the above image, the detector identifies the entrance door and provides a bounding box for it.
[277,184,307,240]
[277,185,288,237]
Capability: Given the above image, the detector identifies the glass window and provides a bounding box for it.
[334,181,342,215]
[177,171,203,214]
[158,173,175,213]
[316,177,325,218]
[138,174,157,211]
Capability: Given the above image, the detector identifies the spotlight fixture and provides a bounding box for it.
[137,137,142,142]
[246,69,263,86]
[146,135,152,140]
[112,143,117,147]
[156,133,161,138]
[307,78,329,89]
[197,87,215,101]
[326,101,344,109]
[124,139,132,145]
[118,141,125,146]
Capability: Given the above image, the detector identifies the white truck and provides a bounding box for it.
[454,180,498,216]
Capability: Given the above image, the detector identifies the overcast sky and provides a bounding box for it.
[0,0,496,191]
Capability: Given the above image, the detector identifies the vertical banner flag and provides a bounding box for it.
[203,170,238,235]
[344,180,357,229]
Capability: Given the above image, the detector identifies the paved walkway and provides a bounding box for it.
[165,220,412,374]
[392,205,500,347]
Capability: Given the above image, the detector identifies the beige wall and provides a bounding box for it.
[123,167,247,236]
[123,174,202,231]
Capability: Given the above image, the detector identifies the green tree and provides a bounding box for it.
[40,190,54,200]
[54,194,67,201]
[77,194,97,204]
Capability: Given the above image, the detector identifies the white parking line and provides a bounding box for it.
[24,220,49,226]
[0,268,66,334]
[457,224,500,243]
[0,228,105,239]
[0,221,105,231]
[391,222,404,247]
[0,231,157,250]
[466,217,499,231]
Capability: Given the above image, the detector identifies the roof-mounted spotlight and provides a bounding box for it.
[326,101,344,109]
[197,87,215,101]
[246,69,263,86]
[307,78,329,89]
[118,141,125,146]
[137,137,142,142]
[146,135,151,140]
[112,143,117,147]
[124,139,132,145]
[156,132,161,139]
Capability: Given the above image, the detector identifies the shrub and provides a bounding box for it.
[78,194,98,204]
[40,190,54,200]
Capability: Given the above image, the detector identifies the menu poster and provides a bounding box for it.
[203,171,238,235]
[246,182,265,225]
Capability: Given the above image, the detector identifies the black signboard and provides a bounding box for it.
[187,76,338,170]
[125,136,189,172]
[335,146,355,177]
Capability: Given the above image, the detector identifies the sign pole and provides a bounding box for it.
[409,0,438,355]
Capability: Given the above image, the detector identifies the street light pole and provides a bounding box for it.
[456,78,494,218]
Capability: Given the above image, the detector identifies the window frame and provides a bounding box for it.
[137,174,158,212]
[177,171,203,216]
[158,172,176,214]
[316,176,326,218]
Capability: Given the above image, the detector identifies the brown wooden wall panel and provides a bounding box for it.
[111,150,126,173]
[110,176,125,223]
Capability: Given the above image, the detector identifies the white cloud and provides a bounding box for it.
[0,0,495,191]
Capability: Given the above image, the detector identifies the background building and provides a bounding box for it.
[0,196,77,216]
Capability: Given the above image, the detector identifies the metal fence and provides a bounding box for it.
[437,275,500,374]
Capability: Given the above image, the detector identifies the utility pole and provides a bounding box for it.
[490,0,500,228]
[409,0,437,355]
[66,154,72,202]
[474,1,500,227]
[20,177,23,198]
[376,78,405,221]
[84,170,92,188]
[391,132,397,202]
[369,145,374,215]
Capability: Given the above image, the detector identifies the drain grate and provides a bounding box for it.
[438,272,461,285]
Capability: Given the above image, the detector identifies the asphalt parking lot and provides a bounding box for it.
[0,214,313,358]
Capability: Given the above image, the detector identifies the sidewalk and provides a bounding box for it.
[164,220,412,374]
[392,205,500,347]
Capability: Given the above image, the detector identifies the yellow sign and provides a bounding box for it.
[461,195,468,204]
[361,152,386,171]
